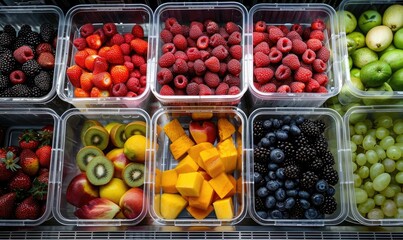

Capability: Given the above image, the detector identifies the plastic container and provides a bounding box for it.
[149,106,248,225]
[0,6,64,106]
[344,106,403,226]
[247,4,342,108]
[150,2,248,106]
[54,108,150,226]
[248,107,348,226]
[57,4,153,109]
[0,108,59,226]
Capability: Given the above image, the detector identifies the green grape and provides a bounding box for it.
[352,135,364,145]
[397,135,403,143]
[364,119,374,129]
[395,171,403,184]
[350,141,357,153]
[349,124,356,136]
[383,158,396,173]
[374,145,387,160]
[393,121,403,135]
[373,173,391,192]
[352,162,358,172]
[386,145,402,160]
[366,150,379,164]
[374,194,386,206]
[363,135,377,150]
[376,127,390,140]
[355,187,368,204]
[364,181,375,197]
[351,152,357,162]
[389,184,401,195]
[395,142,403,153]
[380,136,395,150]
[358,198,375,214]
[367,208,384,219]
[380,186,396,198]
[354,122,368,135]
[358,166,370,179]
[394,193,403,208]
[395,208,403,218]
[382,200,397,217]
[356,153,367,166]
[354,173,362,187]
[370,163,385,181]
[396,160,403,172]
[367,129,376,138]
[375,115,393,129]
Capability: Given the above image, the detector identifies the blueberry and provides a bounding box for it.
[316,179,329,193]
[263,120,272,129]
[266,180,280,191]
[264,175,270,183]
[282,211,290,219]
[304,208,319,219]
[276,168,285,180]
[257,187,269,198]
[276,201,286,212]
[268,171,277,180]
[289,124,301,136]
[253,172,263,184]
[299,191,310,199]
[275,130,288,141]
[284,180,295,190]
[311,193,324,206]
[281,125,290,132]
[257,211,268,219]
[260,137,271,148]
[295,116,305,125]
[265,132,276,144]
[275,188,286,201]
[265,195,276,209]
[285,197,296,209]
[270,209,283,219]
[267,163,279,171]
[286,189,298,197]
[327,186,336,196]
[283,115,292,124]
[270,149,285,163]
[299,199,311,209]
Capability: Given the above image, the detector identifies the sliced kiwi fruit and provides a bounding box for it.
[110,123,126,148]
[83,125,109,150]
[80,120,103,143]
[124,121,147,138]
[86,156,114,186]
[122,162,145,187]
[76,146,105,171]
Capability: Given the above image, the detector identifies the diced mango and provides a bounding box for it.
[213,197,234,219]
[170,134,195,160]
[176,172,204,197]
[188,180,214,210]
[217,138,238,173]
[160,193,188,219]
[186,205,214,220]
[218,118,235,141]
[200,147,225,178]
[188,142,214,170]
[175,155,199,174]
[224,174,236,198]
[192,112,213,121]
[198,170,212,181]
[161,169,178,193]
[155,168,162,192]
[209,172,234,199]
[163,119,186,142]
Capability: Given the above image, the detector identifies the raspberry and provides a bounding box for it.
[161,43,176,54]
[190,21,204,31]
[206,21,219,35]
[35,43,53,55]
[173,34,187,51]
[317,86,328,93]
[229,45,242,60]
[275,64,291,81]
[225,22,240,34]
[209,33,226,47]
[194,59,206,76]
[227,59,241,77]
[286,31,302,41]
[268,27,284,43]
[259,83,276,93]
[187,61,195,75]
[291,39,307,55]
[73,38,87,50]
[187,37,196,47]
[228,85,241,95]
[312,59,327,73]
[254,52,270,67]
[165,18,178,31]
[290,24,303,36]
[120,43,131,55]
[186,47,201,61]
[158,52,175,68]
[224,74,240,87]
[112,83,128,97]
[228,31,241,45]
[306,38,322,51]
[9,70,26,85]
[189,25,203,40]
[310,30,324,41]
[199,84,212,95]
[80,23,95,38]
[131,24,144,39]
[311,19,326,31]
[302,49,316,64]
[216,82,229,95]
[204,71,220,88]
[191,76,204,85]
[173,58,188,74]
[140,63,147,76]
[200,50,210,60]
[13,45,34,64]
[253,32,267,46]
[110,34,124,46]
[282,54,300,71]
[290,81,305,93]
[278,25,290,35]
[277,85,291,93]
[316,46,330,63]
[253,42,270,55]
[160,84,174,95]
[219,63,227,77]
[313,73,328,86]
[268,47,282,64]
[211,45,228,61]
[126,77,140,93]
[294,67,312,83]
[170,22,183,35]
[140,75,147,87]
[131,54,146,67]
[103,23,117,37]
[186,82,199,95]
[196,35,209,49]
[305,79,320,92]
[160,29,173,43]
[219,27,230,40]
[174,75,188,89]
[255,21,266,32]
[254,67,274,84]
[205,56,220,73]
[124,33,135,43]
[276,37,292,53]
[174,51,188,61]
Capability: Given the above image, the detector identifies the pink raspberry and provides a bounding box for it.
[160,29,173,43]
[194,59,206,76]
[140,63,147,76]
[186,82,200,95]
[132,54,146,67]
[160,84,175,95]
[268,26,285,44]
[173,34,187,51]
[189,25,203,40]
[228,31,242,45]
[268,47,283,64]
[190,21,204,31]
[317,86,328,93]
[253,42,270,55]
[294,67,312,83]
[216,82,230,95]
[254,21,266,32]
[173,58,188,74]
[282,54,300,71]
[205,56,220,73]
[157,68,173,85]
[302,49,316,64]
[170,22,183,35]
[219,27,230,39]
[174,51,188,61]
[191,76,204,85]
[199,84,212,95]
[227,59,241,77]
[186,47,201,61]
[229,45,242,60]
[290,24,303,35]
[254,67,274,85]
[206,21,219,35]
[313,73,328,86]
[209,33,226,47]
[110,34,124,46]
[312,59,327,73]
[158,52,176,68]
[306,38,322,51]
[305,79,320,92]
[224,74,240,87]
[196,35,209,49]
[174,75,188,89]
[277,85,291,93]
[225,22,240,34]
[253,32,267,46]
[286,31,302,41]
[276,37,292,53]
[309,30,324,41]
[187,37,196,47]
[291,39,307,55]
[204,71,220,88]
[120,43,131,55]
[290,82,305,93]
[211,45,229,61]
[278,25,290,35]
[275,65,291,81]
[259,83,277,93]
[13,46,34,64]
[126,77,140,93]
[316,46,330,63]
[73,38,87,50]
[228,85,241,95]
[218,63,227,77]
[124,33,135,43]
[254,51,270,68]
[161,43,176,54]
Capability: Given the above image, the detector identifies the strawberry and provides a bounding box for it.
[74,88,90,98]
[18,130,39,150]
[110,65,129,84]
[0,151,20,181]
[35,145,52,169]
[131,24,144,39]
[130,38,148,56]
[30,171,49,201]
[19,149,39,176]
[105,45,124,64]
[15,196,40,220]
[93,57,109,75]
[0,192,16,218]
[74,50,89,69]
[6,146,21,156]
[9,172,32,192]
[37,52,55,70]
[86,34,102,50]
[80,71,94,92]
[92,72,112,90]
[66,65,83,88]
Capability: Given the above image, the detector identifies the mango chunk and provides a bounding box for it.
[175,155,199,174]
[217,138,238,173]
[200,147,225,178]
[192,112,213,121]
[161,169,178,193]
[198,170,212,181]
[188,142,214,170]
[163,119,186,142]
[155,168,162,191]
[188,180,214,210]
[176,172,204,197]
[186,205,214,220]
[218,118,235,141]
[209,172,234,199]
[170,134,195,160]
[160,193,188,219]
[224,174,236,198]
[213,197,234,219]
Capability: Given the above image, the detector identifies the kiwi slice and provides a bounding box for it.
[86,156,114,186]
[83,125,109,150]
[76,146,105,171]
[110,124,126,148]
[124,121,147,138]
[122,162,145,187]
[80,120,102,143]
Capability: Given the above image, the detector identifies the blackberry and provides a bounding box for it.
[0,33,13,47]
[253,120,265,141]
[34,71,52,92]
[254,147,270,164]
[255,197,265,211]
[299,119,321,138]
[30,86,45,97]
[3,25,16,40]
[276,140,295,158]
[315,120,326,133]
[254,162,268,176]
[283,157,296,167]
[322,166,339,186]
[321,150,335,166]
[320,196,337,214]
[40,23,55,43]
[0,88,14,97]
[0,53,15,74]
[284,165,300,179]
[10,84,30,97]
[22,60,41,77]
[300,171,319,190]
[0,74,9,90]
[18,25,32,38]
[289,200,304,219]
[309,157,324,172]
[295,146,311,163]
[21,31,41,47]
[293,133,308,148]
[312,135,329,154]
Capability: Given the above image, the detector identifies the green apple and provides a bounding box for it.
[383,4,403,32]
[366,25,393,52]
[338,10,358,34]
[393,28,403,49]
[379,49,403,72]
[388,68,403,91]
[351,47,378,68]
[358,10,382,33]
[347,31,366,49]
[360,60,392,87]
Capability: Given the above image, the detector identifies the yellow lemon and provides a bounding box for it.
[124,134,147,162]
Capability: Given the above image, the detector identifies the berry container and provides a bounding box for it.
[150,2,248,106]
[54,108,150,226]
[0,6,64,106]
[58,4,153,109]
[0,108,59,226]
[247,4,342,108]
[149,106,248,225]
[344,106,403,226]
[248,107,348,226]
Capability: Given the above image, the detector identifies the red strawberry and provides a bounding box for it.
[93,57,109,75]
[74,50,89,69]
[18,130,39,150]
[15,196,40,220]
[131,24,144,39]
[0,151,20,181]
[19,149,39,176]
[159,85,174,95]
[86,34,102,50]
[92,72,112,90]
[0,192,16,218]
[105,45,124,64]
[110,34,125,46]
[37,52,55,70]
[35,145,52,168]
[130,38,148,56]
[30,171,49,201]
[67,65,83,88]
[36,43,53,55]
[9,172,32,192]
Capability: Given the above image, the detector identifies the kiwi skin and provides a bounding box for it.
[110,124,126,148]
[83,125,109,150]
[124,121,147,138]
[80,120,102,143]
[122,162,145,187]
[76,146,104,171]
[86,156,114,186]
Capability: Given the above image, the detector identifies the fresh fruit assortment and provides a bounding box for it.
[156,18,242,98]
[65,119,147,220]
[0,125,53,219]
[153,113,243,220]
[252,19,330,94]
[252,116,338,219]
[66,22,148,98]
[0,24,57,97]
[349,112,403,220]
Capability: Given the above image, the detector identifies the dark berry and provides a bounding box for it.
[254,147,270,163]
[275,168,285,180]
[274,188,286,201]
[283,116,292,124]
[300,171,319,189]
[255,197,265,211]
[253,120,265,140]
[267,163,279,171]
[299,199,311,210]
[266,180,280,192]
[270,209,283,219]
[299,191,310,199]
[270,148,285,164]
[268,171,276,180]
[311,193,325,206]
[257,187,269,198]
[322,166,339,186]
[21,59,41,77]
[265,195,276,209]
[284,165,300,179]
[275,130,288,141]
[300,119,321,138]
[320,196,337,214]
[254,162,268,176]
[39,23,55,43]
[285,197,296,209]
[276,201,286,212]
[327,186,336,196]
[284,179,296,190]
[257,211,268,219]
[253,172,263,184]
[295,116,305,125]
[289,124,301,136]
[316,179,329,193]
[34,71,52,92]
[286,189,298,197]
[281,125,290,132]
[260,137,271,147]
[263,120,272,129]
[0,33,13,47]
[304,208,319,219]
[272,119,281,129]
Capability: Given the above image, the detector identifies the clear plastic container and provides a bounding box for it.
[150,2,248,106]
[0,6,64,105]
[0,108,59,226]
[57,4,153,108]
[344,106,403,226]
[149,106,248,225]
[248,107,348,226]
[247,4,342,108]
[54,108,150,226]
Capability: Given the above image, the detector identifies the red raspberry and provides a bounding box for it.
[124,33,135,43]
[110,34,124,46]
[313,73,328,86]
[170,22,183,35]
[276,37,292,53]
[190,21,204,31]
[268,47,283,64]
[216,82,230,95]
[112,83,128,97]
[268,27,285,43]
[282,53,300,71]
[197,36,209,49]
[255,21,266,32]
[275,64,291,81]
[302,49,316,64]
[126,91,137,97]
[162,43,176,54]
[80,23,95,38]
[278,25,290,35]
[227,59,241,77]
[206,21,219,35]
[312,59,327,73]
[157,68,173,85]
[225,22,240,34]
[194,59,206,76]
[186,82,200,95]
[187,37,197,47]
[209,33,226,47]
[165,18,178,30]
[224,74,240,87]
[140,75,147,87]
[316,46,330,63]
[160,29,173,43]
[228,31,242,45]
[186,47,201,61]
[189,25,203,40]
[200,50,210,61]
[228,85,241,95]
[187,61,195,75]
[103,23,117,37]
[286,31,302,41]
[140,63,147,76]
[205,56,220,73]
[310,30,324,41]
[126,77,140,93]
[131,54,146,67]
[191,76,204,85]
[173,58,189,74]
[160,84,175,95]
[301,62,313,71]
[182,25,190,38]
[204,71,220,88]
[290,24,303,36]
[317,86,328,93]
[131,69,141,79]
[13,46,34,64]
[174,75,188,89]
[302,27,311,41]
[254,52,270,68]
[259,83,276,93]
[254,67,274,85]
[229,45,242,60]
[305,79,320,92]
[131,24,144,38]
[73,38,87,50]
[219,27,230,39]
[9,70,26,85]
[158,52,176,68]
[253,42,270,55]
[211,45,229,61]
[277,85,291,93]
[306,38,322,51]
[294,67,312,83]
[311,19,326,31]
[173,34,187,51]
[120,43,131,55]
[219,63,227,77]
[124,61,134,73]
[290,81,305,93]
[199,84,212,95]
[253,32,267,46]
[291,39,307,55]
[174,51,188,61]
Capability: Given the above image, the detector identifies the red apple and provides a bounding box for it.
[189,121,217,144]
[74,198,120,219]
[66,173,99,208]
[106,148,130,178]
[119,187,144,219]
